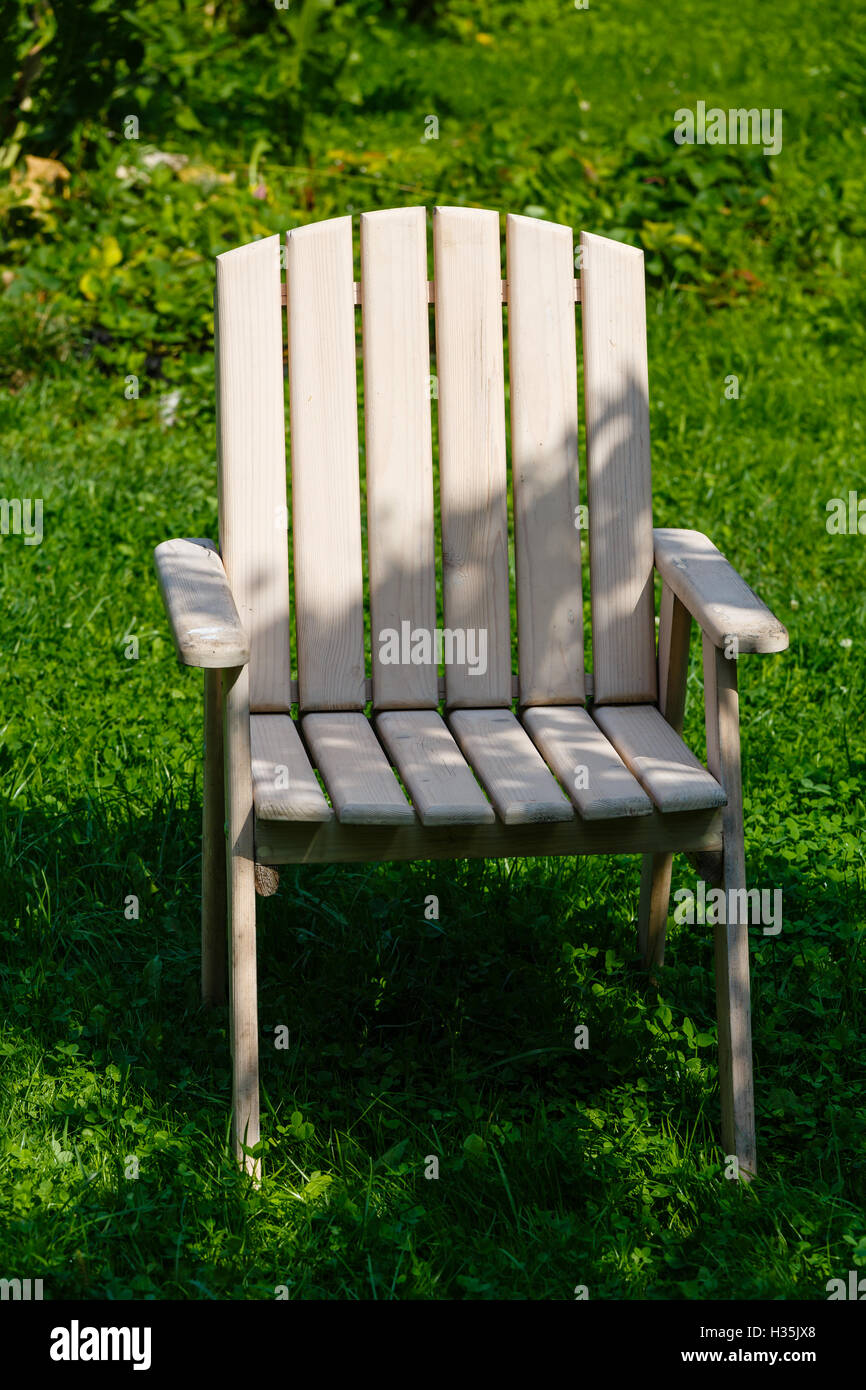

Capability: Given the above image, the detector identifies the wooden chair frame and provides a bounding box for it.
[155,209,788,1182]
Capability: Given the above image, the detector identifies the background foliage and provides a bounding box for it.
[0,0,864,1299]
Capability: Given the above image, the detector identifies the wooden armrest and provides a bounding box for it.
[653,528,789,654]
[154,538,250,668]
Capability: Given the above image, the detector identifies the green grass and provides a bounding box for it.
[0,0,864,1300]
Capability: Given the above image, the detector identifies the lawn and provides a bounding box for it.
[0,0,864,1299]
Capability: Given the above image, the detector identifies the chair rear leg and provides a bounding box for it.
[223,666,261,1180]
[202,668,227,1005]
[704,637,757,1180]
[639,852,673,968]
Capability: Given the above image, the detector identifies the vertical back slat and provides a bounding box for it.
[286,216,366,711]
[507,214,585,707]
[216,235,291,711]
[361,207,438,709]
[580,231,657,706]
[433,206,511,708]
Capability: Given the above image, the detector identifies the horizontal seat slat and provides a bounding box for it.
[448,709,573,825]
[591,705,727,812]
[251,714,332,822]
[376,710,494,826]
[522,706,653,820]
[302,712,415,825]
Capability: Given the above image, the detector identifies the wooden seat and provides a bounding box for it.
[250,705,720,827]
[155,206,789,1183]
[522,706,654,821]
[591,705,727,813]
[376,710,494,827]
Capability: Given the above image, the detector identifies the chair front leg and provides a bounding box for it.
[703,637,757,1180]
[202,668,227,1005]
[223,665,261,1180]
[638,584,691,966]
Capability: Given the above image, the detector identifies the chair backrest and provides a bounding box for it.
[215,208,658,716]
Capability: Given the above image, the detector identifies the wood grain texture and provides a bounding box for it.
[215,236,291,711]
[522,705,652,820]
[250,714,333,822]
[202,668,227,1005]
[376,709,494,826]
[281,279,581,306]
[433,207,511,707]
[302,712,415,825]
[654,528,789,654]
[506,214,585,706]
[656,582,692,735]
[154,537,250,668]
[704,635,757,1179]
[361,208,438,709]
[580,231,657,705]
[222,664,260,1178]
[448,708,573,825]
[286,216,366,711]
[286,672,562,706]
[638,583,693,968]
[592,703,727,812]
[256,806,723,865]
[638,855,672,972]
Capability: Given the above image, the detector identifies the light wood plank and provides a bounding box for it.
[361,208,438,709]
[704,636,757,1179]
[522,706,652,820]
[286,216,365,711]
[654,528,789,654]
[222,664,260,1179]
[580,231,657,705]
[507,215,585,706]
[592,704,726,812]
[154,537,249,668]
[376,709,494,826]
[215,237,291,711]
[250,714,333,822]
[256,806,723,865]
[302,712,415,825]
[448,709,573,825]
[433,207,511,707]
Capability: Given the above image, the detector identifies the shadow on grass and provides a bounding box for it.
[2,795,854,1299]
[1,792,826,1143]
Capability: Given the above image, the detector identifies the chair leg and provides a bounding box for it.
[202,668,227,1006]
[704,637,757,1180]
[223,666,261,1180]
[638,584,691,967]
[639,853,673,967]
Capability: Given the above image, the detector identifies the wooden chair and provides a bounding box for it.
[155,208,788,1182]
